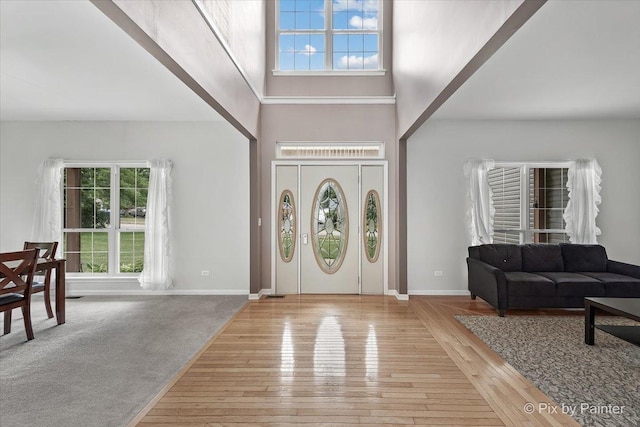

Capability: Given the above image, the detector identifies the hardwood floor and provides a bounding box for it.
[131,295,580,426]
[410,297,581,427]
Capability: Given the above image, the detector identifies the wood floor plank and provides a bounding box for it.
[132,295,580,426]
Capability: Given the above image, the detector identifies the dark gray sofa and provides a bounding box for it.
[467,243,640,316]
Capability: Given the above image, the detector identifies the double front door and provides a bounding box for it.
[275,164,385,294]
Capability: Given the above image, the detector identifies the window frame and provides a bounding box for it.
[491,161,571,244]
[275,0,384,74]
[62,161,149,277]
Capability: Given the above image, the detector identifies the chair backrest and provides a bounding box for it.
[23,241,58,260]
[0,249,39,297]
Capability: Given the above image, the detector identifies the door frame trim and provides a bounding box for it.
[271,160,388,295]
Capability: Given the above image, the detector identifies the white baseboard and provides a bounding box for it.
[249,288,272,300]
[62,288,466,298]
[408,290,470,296]
[386,289,409,301]
[66,289,250,297]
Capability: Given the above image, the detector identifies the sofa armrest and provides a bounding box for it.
[467,257,507,310]
[608,260,640,279]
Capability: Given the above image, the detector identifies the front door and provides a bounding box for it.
[300,165,359,293]
[274,163,385,294]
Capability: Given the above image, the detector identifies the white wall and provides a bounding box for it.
[407,119,640,295]
[198,0,266,96]
[0,121,249,294]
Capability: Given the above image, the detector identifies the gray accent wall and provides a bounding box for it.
[260,104,397,291]
[407,119,640,295]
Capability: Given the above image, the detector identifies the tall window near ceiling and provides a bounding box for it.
[277,0,381,71]
[488,164,569,244]
[63,165,149,274]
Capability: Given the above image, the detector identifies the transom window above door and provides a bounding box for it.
[277,0,382,72]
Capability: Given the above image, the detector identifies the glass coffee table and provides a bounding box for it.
[585,297,640,346]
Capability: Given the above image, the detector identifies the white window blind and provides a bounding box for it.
[487,164,570,244]
[488,167,521,244]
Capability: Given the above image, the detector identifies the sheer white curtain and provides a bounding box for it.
[463,159,495,245]
[139,159,173,290]
[31,158,64,256]
[563,159,602,244]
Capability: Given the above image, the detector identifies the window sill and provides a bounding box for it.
[272,69,386,77]
[67,275,139,282]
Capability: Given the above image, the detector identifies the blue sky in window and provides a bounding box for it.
[279,0,379,70]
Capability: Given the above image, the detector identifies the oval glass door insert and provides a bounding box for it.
[278,190,296,262]
[363,190,381,262]
[312,179,348,273]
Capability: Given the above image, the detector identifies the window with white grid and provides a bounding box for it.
[63,164,149,275]
[488,164,570,244]
[277,0,382,71]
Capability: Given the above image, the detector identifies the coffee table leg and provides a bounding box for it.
[585,302,595,345]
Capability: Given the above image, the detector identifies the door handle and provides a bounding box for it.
[302,233,308,245]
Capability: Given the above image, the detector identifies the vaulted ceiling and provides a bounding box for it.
[1,0,638,122]
[433,0,640,120]
[0,0,222,121]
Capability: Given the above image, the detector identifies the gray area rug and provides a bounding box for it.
[0,295,247,427]
[456,315,640,427]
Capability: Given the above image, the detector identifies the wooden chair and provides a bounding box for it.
[23,242,59,319]
[1,249,39,340]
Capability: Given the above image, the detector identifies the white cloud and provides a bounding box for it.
[349,15,378,30]
[301,44,317,55]
[288,44,318,55]
[338,53,378,69]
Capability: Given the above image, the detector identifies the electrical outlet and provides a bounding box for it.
[201,270,210,276]
[434,270,444,277]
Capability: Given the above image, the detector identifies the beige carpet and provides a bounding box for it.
[456,315,640,427]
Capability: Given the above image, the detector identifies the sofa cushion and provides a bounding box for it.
[560,244,608,272]
[521,244,564,272]
[537,272,605,297]
[468,246,481,260]
[504,272,556,297]
[580,272,640,297]
[479,244,522,272]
